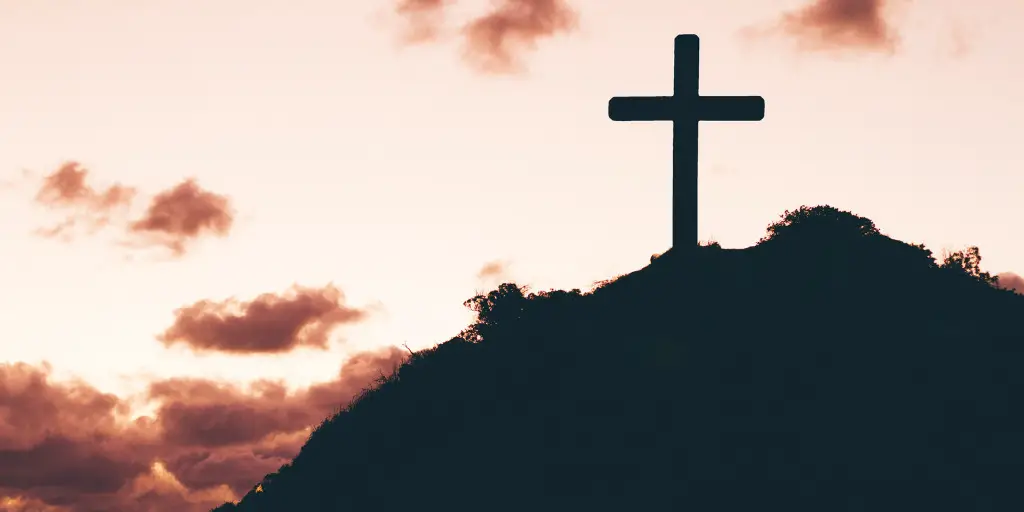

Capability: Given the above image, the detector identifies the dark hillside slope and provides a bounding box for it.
[214,205,1024,511]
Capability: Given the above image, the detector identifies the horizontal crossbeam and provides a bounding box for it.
[608,96,765,122]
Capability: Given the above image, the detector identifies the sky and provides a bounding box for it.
[1,0,1023,509]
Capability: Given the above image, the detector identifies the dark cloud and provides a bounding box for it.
[157,285,367,354]
[997,273,1024,295]
[0,362,163,511]
[145,346,408,450]
[161,431,306,497]
[147,379,311,447]
[777,0,899,52]
[394,0,579,74]
[0,347,408,511]
[127,179,234,256]
[32,162,136,239]
[0,495,66,512]
[146,346,408,495]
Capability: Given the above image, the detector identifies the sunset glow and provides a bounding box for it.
[1,0,1022,509]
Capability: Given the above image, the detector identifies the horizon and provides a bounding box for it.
[2,0,1023,509]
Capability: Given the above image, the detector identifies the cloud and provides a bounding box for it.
[147,379,312,447]
[0,347,408,511]
[146,347,409,451]
[160,431,307,498]
[477,260,507,280]
[752,0,901,54]
[395,0,450,43]
[157,285,368,355]
[302,348,409,413]
[0,495,68,512]
[26,163,235,256]
[34,162,135,210]
[145,346,408,494]
[126,178,235,256]
[0,361,159,510]
[477,260,512,288]
[31,162,136,239]
[394,0,579,74]
[117,461,236,512]
[997,273,1024,295]
[461,0,579,73]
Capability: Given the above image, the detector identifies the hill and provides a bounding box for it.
[212,205,1024,511]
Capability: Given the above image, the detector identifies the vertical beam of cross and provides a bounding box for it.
[608,34,765,261]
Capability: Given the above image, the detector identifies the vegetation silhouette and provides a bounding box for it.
[212,205,1024,512]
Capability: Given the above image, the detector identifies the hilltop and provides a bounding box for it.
[213,205,1024,511]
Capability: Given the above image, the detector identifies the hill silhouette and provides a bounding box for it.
[212,205,1024,512]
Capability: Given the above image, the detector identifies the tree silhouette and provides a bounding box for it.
[938,245,999,286]
[461,282,528,343]
[758,204,880,244]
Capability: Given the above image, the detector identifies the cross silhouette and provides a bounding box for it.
[608,34,765,259]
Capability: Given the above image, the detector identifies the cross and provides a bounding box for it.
[608,34,765,261]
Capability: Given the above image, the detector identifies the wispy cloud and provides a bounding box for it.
[26,162,235,257]
[31,162,136,239]
[393,0,579,74]
[476,259,512,288]
[745,0,905,55]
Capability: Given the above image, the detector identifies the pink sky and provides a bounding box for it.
[1,0,1022,509]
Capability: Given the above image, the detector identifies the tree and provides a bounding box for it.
[758,205,880,244]
[938,246,998,286]
[461,283,528,342]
